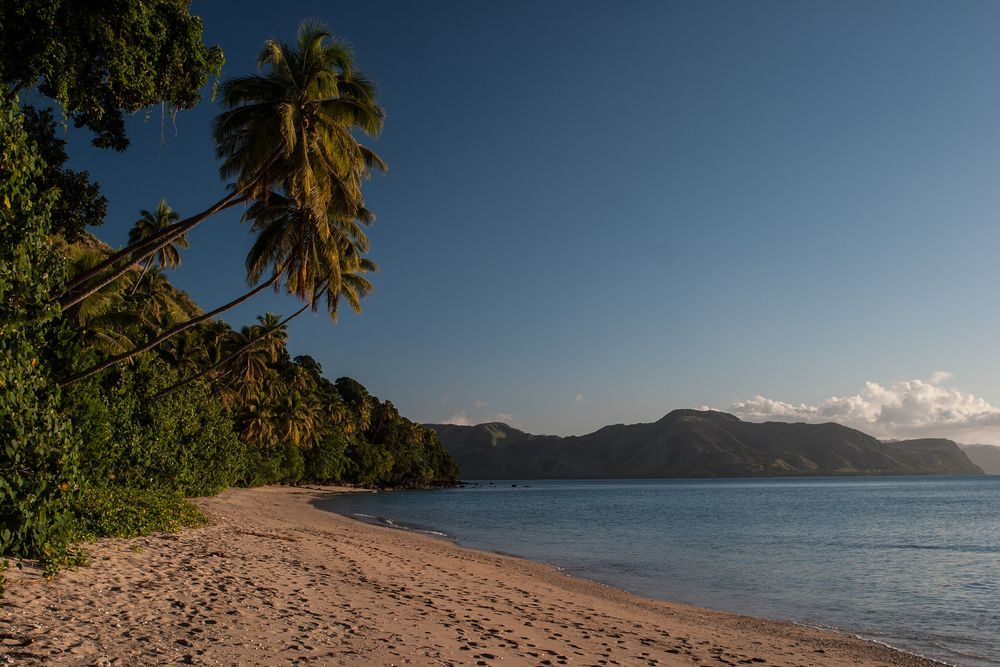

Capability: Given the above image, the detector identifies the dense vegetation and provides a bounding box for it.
[0,2,457,587]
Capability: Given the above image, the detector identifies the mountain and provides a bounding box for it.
[429,410,984,479]
[959,444,1000,474]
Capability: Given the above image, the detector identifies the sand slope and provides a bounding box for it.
[1,486,935,666]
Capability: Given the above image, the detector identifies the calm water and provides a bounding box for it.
[317,477,1000,666]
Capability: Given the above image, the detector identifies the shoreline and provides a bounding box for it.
[1,486,939,665]
[322,494,950,667]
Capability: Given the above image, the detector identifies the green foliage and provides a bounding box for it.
[19,106,107,240]
[0,0,224,150]
[335,377,459,487]
[213,20,384,222]
[71,486,208,539]
[305,433,351,483]
[240,441,304,486]
[63,357,245,497]
[0,11,455,597]
[0,95,80,567]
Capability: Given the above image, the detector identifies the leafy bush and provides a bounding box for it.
[0,95,80,568]
[239,441,304,486]
[64,357,245,497]
[305,432,351,483]
[71,486,208,539]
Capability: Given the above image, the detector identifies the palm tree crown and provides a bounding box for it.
[213,20,387,224]
[129,200,189,270]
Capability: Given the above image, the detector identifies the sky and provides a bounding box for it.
[62,1,1000,441]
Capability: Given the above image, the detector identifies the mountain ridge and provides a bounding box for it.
[959,443,1000,474]
[429,410,983,479]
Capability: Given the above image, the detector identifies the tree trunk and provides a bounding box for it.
[128,257,155,297]
[59,271,284,387]
[151,291,322,400]
[60,151,281,303]
[58,190,247,310]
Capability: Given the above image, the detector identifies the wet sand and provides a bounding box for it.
[0,486,937,666]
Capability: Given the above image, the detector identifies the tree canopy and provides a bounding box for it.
[0,0,224,150]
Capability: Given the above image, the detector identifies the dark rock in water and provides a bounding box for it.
[427,410,984,479]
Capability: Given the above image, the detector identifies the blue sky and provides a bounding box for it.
[63,1,1000,439]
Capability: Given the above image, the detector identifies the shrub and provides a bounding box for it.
[64,357,245,497]
[0,96,80,568]
[304,433,350,483]
[239,441,305,486]
[71,486,208,540]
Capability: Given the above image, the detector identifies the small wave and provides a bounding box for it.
[358,515,450,538]
[788,621,956,666]
[886,543,999,554]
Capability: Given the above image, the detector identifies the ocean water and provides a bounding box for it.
[317,477,1000,666]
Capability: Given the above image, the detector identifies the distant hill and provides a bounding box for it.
[429,410,984,479]
[959,444,1000,474]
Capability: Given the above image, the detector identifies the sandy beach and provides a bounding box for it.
[1,486,936,666]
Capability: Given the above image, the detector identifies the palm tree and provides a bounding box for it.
[213,20,386,223]
[128,201,187,294]
[133,267,186,332]
[233,316,285,393]
[240,394,280,447]
[243,190,371,305]
[58,20,386,311]
[64,247,140,357]
[60,192,373,387]
[276,391,325,448]
[153,252,376,400]
[162,330,207,375]
[60,263,286,386]
[60,22,386,386]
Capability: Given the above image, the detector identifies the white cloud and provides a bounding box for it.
[443,411,473,426]
[929,370,954,385]
[443,410,515,426]
[574,393,585,404]
[474,399,490,409]
[729,373,1000,442]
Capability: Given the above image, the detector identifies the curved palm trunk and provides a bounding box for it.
[152,290,323,400]
[128,257,155,297]
[59,271,284,387]
[60,153,281,306]
[59,191,247,311]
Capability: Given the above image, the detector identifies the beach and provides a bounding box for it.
[1,486,936,666]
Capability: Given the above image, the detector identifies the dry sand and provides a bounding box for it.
[1,486,937,666]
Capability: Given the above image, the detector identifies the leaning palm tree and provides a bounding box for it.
[153,252,377,399]
[58,19,386,311]
[60,192,369,387]
[128,201,187,293]
[244,190,372,305]
[214,20,386,224]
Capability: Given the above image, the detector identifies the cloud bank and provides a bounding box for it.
[729,373,1000,443]
[443,411,474,426]
[443,410,516,426]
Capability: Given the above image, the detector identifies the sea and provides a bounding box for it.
[317,476,999,666]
